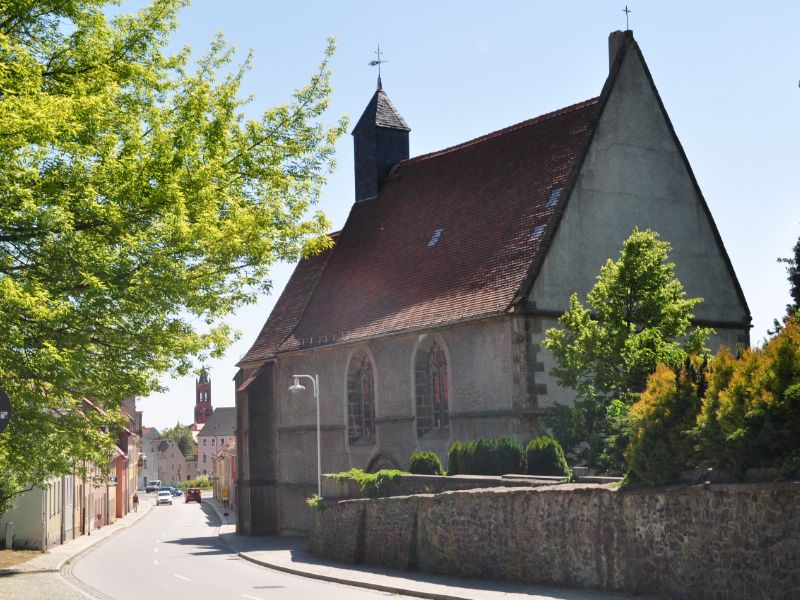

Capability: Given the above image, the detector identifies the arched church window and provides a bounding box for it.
[347,351,376,444]
[415,337,449,436]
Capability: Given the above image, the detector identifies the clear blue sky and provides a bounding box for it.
[134,0,800,429]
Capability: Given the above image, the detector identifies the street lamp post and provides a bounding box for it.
[289,374,321,499]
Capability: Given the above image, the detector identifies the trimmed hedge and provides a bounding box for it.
[408,451,444,475]
[447,436,524,476]
[525,436,571,477]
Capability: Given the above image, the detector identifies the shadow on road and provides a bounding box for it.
[200,501,222,527]
[161,502,228,557]
[162,535,228,556]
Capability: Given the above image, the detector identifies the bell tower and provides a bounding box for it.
[352,76,410,202]
[194,369,213,425]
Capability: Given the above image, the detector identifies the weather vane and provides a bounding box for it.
[369,44,388,79]
[622,5,631,30]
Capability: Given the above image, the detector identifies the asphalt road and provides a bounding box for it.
[70,493,411,600]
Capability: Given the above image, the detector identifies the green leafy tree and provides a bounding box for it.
[0,0,346,512]
[771,236,800,334]
[543,228,710,472]
[160,422,197,460]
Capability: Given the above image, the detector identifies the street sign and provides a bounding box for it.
[0,387,11,435]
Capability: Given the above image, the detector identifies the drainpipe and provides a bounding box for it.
[40,486,46,552]
[85,463,91,536]
[61,476,66,544]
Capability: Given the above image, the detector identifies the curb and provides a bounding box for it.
[228,546,482,600]
[205,500,475,600]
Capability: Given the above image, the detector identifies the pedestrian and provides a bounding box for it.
[132,491,139,513]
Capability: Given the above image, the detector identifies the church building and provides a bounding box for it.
[234,31,750,535]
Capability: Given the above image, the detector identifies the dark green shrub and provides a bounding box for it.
[525,436,571,477]
[446,436,524,475]
[408,451,444,475]
[447,440,470,475]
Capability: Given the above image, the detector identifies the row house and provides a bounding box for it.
[0,398,142,550]
[197,407,236,477]
[213,439,236,508]
[156,439,192,484]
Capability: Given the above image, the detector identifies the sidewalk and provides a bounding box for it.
[0,498,152,600]
[205,498,646,600]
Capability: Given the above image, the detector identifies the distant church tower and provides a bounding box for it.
[194,369,213,425]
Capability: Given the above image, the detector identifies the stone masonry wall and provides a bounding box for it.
[310,482,800,600]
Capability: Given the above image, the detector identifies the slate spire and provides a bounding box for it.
[352,82,410,202]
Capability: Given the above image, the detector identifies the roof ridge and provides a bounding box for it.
[402,97,599,166]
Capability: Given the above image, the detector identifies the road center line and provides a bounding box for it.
[174,574,191,582]
[241,595,263,600]
[153,559,159,566]
[154,548,159,553]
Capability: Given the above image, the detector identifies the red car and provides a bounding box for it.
[185,487,202,503]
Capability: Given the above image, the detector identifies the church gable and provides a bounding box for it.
[527,31,750,330]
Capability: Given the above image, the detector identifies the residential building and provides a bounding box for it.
[138,427,161,490]
[156,439,189,484]
[197,407,236,477]
[213,439,237,508]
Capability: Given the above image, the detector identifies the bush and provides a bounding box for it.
[446,436,524,476]
[525,436,571,477]
[626,360,705,486]
[179,475,212,490]
[305,494,327,512]
[696,319,800,476]
[408,451,443,475]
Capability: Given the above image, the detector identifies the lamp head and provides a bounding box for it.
[289,377,305,394]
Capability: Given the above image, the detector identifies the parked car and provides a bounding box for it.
[145,480,161,493]
[167,487,183,497]
[185,488,201,503]
[156,490,173,505]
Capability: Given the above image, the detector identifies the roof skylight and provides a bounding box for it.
[428,228,443,247]
[546,187,562,207]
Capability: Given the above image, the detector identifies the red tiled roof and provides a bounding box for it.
[241,97,599,361]
[238,234,339,364]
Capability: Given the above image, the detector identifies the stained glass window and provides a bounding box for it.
[347,351,375,444]
[415,337,449,436]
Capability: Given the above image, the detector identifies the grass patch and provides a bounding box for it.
[0,549,40,569]
[333,468,407,497]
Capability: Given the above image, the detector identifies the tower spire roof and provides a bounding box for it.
[352,86,410,134]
